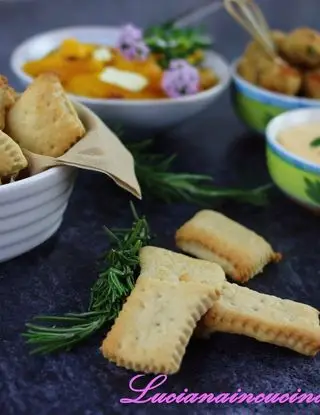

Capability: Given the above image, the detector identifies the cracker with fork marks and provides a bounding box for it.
[138,247,320,357]
[101,277,220,374]
[176,209,281,283]
[138,245,226,285]
[197,282,320,357]
[6,73,85,157]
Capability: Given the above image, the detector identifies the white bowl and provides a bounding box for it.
[10,26,231,129]
[0,166,76,262]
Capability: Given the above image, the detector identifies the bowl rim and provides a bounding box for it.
[10,25,232,106]
[0,165,70,196]
[231,57,320,107]
[265,107,320,174]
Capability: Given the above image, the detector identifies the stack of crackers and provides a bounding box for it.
[0,73,85,184]
[102,210,320,374]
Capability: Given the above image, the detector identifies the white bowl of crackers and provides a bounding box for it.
[0,166,76,263]
[0,73,140,263]
[0,75,80,263]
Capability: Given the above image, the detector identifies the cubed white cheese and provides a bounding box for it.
[98,67,148,92]
[93,47,112,62]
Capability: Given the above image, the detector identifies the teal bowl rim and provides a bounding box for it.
[265,108,320,175]
[231,58,320,109]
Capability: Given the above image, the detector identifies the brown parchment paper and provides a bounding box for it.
[22,102,141,199]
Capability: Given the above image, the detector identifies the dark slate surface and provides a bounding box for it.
[1,0,320,414]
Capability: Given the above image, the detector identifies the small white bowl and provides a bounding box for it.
[0,166,76,262]
[10,26,231,129]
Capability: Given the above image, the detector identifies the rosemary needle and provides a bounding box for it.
[23,203,151,354]
[128,139,273,206]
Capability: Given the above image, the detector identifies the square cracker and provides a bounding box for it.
[101,277,220,374]
[139,245,226,285]
[197,282,320,356]
[175,210,281,283]
[0,130,28,178]
[6,73,85,157]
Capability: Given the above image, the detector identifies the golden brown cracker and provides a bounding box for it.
[139,246,226,286]
[138,247,319,357]
[101,277,220,374]
[198,282,320,356]
[175,210,281,283]
[0,130,28,178]
[6,73,85,157]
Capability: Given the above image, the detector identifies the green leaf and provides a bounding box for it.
[304,177,320,204]
[310,137,320,148]
[144,23,212,68]
[263,112,274,126]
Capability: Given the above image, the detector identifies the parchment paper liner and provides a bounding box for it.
[21,102,141,199]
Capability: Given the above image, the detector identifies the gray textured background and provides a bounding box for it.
[1,0,320,414]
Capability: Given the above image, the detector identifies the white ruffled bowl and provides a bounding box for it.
[0,166,76,263]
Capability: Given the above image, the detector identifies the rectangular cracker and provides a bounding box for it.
[139,247,320,357]
[139,246,226,286]
[6,73,85,157]
[101,277,220,374]
[175,210,281,283]
[197,282,320,356]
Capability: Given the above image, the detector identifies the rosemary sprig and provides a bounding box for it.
[23,203,151,354]
[144,23,212,68]
[128,139,273,206]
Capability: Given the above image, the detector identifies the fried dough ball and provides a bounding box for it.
[238,41,272,84]
[243,40,269,62]
[237,57,258,84]
[243,31,286,61]
[280,27,320,68]
[271,30,287,50]
[239,31,288,84]
[302,69,320,98]
[238,35,286,86]
[258,61,302,95]
[238,30,303,95]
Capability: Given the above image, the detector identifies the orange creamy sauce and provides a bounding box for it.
[23,38,218,100]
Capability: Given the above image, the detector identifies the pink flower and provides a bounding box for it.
[168,59,191,71]
[117,24,149,61]
[162,59,200,98]
[118,24,143,43]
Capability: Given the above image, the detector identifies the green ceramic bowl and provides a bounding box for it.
[266,108,320,211]
[231,59,320,134]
